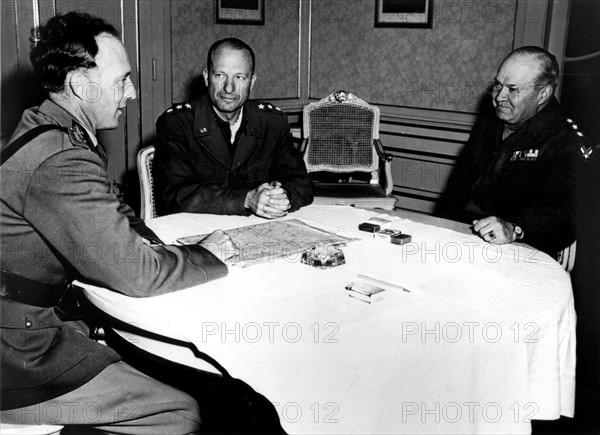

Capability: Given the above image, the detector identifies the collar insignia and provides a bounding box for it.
[580,144,594,160]
[68,121,91,147]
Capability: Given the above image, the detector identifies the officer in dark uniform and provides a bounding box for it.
[436,46,594,257]
[0,12,235,433]
[154,38,313,218]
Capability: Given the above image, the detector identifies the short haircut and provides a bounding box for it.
[206,38,255,75]
[30,12,119,93]
[508,46,560,91]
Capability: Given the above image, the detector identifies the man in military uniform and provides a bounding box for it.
[436,46,594,257]
[0,12,236,433]
[153,38,314,218]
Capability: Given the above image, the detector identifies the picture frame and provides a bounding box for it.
[375,0,433,28]
[215,0,265,25]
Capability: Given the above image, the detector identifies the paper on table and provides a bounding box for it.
[176,218,357,267]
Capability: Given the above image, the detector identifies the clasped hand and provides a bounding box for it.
[245,181,291,219]
[472,216,515,245]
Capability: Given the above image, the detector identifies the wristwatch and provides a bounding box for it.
[513,224,524,241]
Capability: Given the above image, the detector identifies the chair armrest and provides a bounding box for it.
[373,139,392,162]
[374,139,394,195]
[382,159,393,195]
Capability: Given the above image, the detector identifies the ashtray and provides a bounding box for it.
[301,244,346,269]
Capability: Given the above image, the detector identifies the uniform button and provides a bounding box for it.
[25,319,32,328]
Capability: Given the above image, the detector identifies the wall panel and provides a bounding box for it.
[1,0,42,145]
[310,0,516,112]
[170,0,300,103]
[381,126,470,213]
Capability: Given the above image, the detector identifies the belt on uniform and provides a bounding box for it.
[0,269,68,308]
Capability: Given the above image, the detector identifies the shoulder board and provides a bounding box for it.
[257,102,284,115]
[165,102,193,114]
[565,118,594,160]
[67,120,92,148]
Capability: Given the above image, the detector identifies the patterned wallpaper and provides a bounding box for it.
[171,0,300,102]
[310,0,516,112]
[171,0,516,113]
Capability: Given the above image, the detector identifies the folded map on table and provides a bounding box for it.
[176,218,356,267]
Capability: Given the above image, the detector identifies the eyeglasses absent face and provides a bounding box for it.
[81,34,137,131]
[203,47,256,121]
[492,55,548,126]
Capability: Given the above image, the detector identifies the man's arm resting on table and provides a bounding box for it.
[473,205,575,255]
[23,148,229,297]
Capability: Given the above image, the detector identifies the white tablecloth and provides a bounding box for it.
[80,205,575,434]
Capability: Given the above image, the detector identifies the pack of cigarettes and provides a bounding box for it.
[358,222,381,233]
[345,281,386,304]
[391,233,412,245]
[374,229,401,242]
[358,216,392,233]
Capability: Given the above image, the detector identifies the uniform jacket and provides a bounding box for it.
[0,100,228,409]
[154,95,314,216]
[436,97,593,256]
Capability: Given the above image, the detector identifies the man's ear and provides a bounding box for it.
[537,84,553,106]
[250,74,257,92]
[68,70,90,102]
[202,68,209,87]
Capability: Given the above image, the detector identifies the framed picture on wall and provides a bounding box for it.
[215,0,265,25]
[375,0,433,28]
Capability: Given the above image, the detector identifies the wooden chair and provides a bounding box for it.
[301,90,397,210]
[137,145,157,220]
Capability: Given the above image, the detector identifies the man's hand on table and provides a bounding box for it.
[473,216,516,245]
[198,230,238,262]
[244,181,291,219]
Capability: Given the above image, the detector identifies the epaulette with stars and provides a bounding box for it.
[566,118,594,160]
[257,102,284,115]
[165,102,193,114]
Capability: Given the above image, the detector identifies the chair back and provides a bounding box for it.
[137,145,157,220]
[303,91,380,174]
